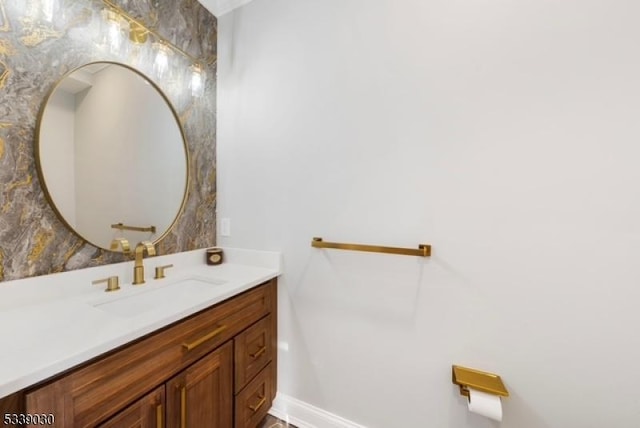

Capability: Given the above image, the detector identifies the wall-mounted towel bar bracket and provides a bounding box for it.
[311,237,431,257]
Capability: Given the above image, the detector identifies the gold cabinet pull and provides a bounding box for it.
[248,395,266,413]
[182,325,228,351]
[249,346,267,359]
[156,403,163,428]
[180,386,187,428]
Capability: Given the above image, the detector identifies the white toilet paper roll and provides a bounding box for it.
[467,388,503,421]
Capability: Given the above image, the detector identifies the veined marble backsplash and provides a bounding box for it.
[0,0,217,281]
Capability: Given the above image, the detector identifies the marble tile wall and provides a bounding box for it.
[0,0,217,281]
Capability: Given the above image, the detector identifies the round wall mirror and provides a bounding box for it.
[36,62,189,251]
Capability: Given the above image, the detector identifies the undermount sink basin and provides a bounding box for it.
[92,276,227,318]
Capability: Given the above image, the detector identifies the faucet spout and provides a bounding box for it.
[133,241,156,285]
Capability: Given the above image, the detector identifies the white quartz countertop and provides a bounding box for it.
[0,247,281,399]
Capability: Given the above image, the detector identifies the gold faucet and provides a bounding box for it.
[133,241,156,285]
[110,238,131,255]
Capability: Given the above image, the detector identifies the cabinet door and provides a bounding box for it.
[167,341,233,428]
[97,386,164,428]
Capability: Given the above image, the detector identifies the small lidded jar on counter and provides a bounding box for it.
[206,248,224,265]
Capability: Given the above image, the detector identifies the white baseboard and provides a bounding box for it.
[268,393,367,428]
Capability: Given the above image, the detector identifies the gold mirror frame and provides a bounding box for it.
[34,61,190,252]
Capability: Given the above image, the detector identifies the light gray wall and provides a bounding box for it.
[217,0,640,427]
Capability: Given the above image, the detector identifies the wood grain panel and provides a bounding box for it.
[268,279,278,402]
[0,391,25,427]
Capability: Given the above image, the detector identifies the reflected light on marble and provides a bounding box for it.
[152,41,172,80]
[127,42,152,73]
[41,0,56,22]
[7,0,58,26]
[102,9,129,55]
[189,64,205,97]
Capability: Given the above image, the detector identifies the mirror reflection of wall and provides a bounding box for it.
[38,63,188,251]
[41,84,77,225]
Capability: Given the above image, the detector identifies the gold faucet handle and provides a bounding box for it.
[154,264,174,279]
[92,276,120,292]
[138,241,156,256]
[110,238,131,255]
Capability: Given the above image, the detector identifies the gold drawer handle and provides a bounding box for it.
[156,403,163,428]
[180,385,187,428]
[248,395,266,413]
[249,346,267,359]
[182,325,227,351]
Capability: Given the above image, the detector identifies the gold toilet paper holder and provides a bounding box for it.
[452,365,509,399]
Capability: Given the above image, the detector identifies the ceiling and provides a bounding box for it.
[198,0,256,17]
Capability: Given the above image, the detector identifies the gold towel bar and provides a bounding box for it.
[452,365,509,398]
[111,222,157,233]
[311,237,431,257]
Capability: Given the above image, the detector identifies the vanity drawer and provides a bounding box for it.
[235,362,275,428]
[96,385,164,428]
[234,314,273,393]
[26,282,272,428]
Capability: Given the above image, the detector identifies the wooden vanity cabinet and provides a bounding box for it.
[21,278,277,428]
